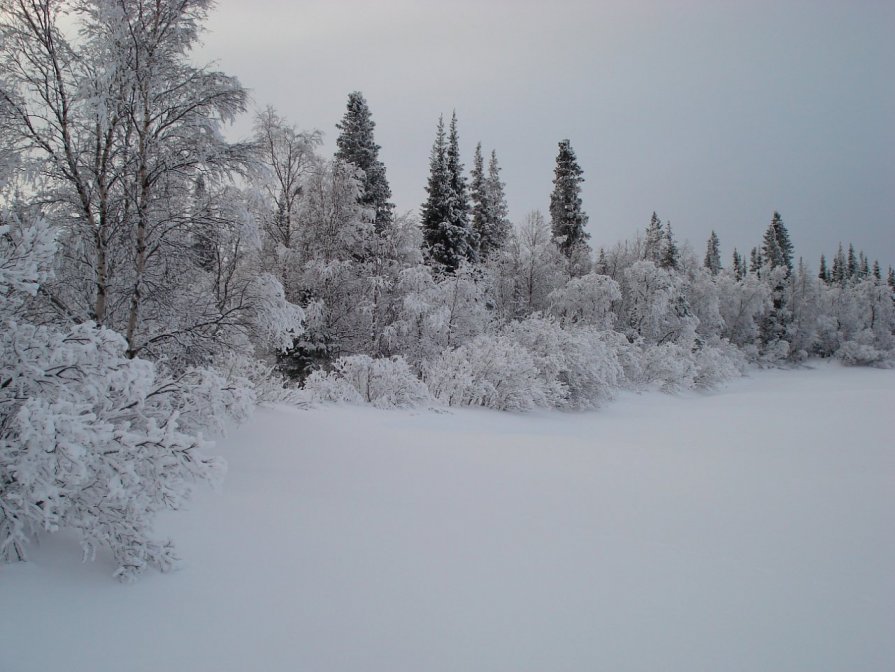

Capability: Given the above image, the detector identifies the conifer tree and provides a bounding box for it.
[484,149,511,255]
[888,267,895,292]
[645,212,663,264]
[469,144,510,260]
[749,247,763,277]
[595,248,608,275]
[762,211,794,274]
[420,113,477,272]
[732,249,744,281]
[335,92,394,232]
[549,139,590,266]
[831,244,846,285]
[704,230,722,274]
[859,252,869,278]
[818,254,828,283]
[660,221,680,270]
[847,243,858,279]
[872,260,881,281]
[470,142,487,255]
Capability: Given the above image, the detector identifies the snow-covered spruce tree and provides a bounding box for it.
[0,214,244,580]
[704,230,722,275]
[731,249,745,281]
[762,211,794,275]
[0,0,301,368]
[420,113,477,273]
[758,212,795,355]
[659,221,680,271]
[471,143,511,261]
[549,139,590,276]
[470,143,487,257]
[644,212,664,264]
[335,91,395,234]
[818,254,829,283]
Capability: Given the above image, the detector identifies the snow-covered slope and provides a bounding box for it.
[2,361,893,672]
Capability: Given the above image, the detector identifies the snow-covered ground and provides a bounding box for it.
[2,361,893,672]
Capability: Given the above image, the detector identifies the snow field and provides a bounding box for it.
[2,361,893,672]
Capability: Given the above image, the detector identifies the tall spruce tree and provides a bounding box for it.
[335,91,394,233]
[818,254,829,283]
[762,211,794,274]
[660,221,680,270]
[749,247,763,276]
[483,149,511,257]
[470,142,487,256]
[831,244,846,285]
[549,139,590,267]
[644,212,663,264]
[420,113,477,272]
[846,244,858,279]
[732,248,744,281]
[704,230,722,274]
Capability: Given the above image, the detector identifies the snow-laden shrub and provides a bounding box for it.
[0,321,233,581]
[692,339,748,389]
[836,332,894,367]
[221,355,311,407]
[424,335,560,411]
[639,342,697,392]
[546,272,620,329]
[1,218,239,581]
[502,317,624,408]
[756,338,790,367]
[304,355,433,409]
[382,264,491,368]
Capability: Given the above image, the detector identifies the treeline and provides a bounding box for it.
[0,0,892,579]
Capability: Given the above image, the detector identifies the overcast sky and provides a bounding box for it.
[196,0,895,269]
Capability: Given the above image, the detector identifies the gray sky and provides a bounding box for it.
[196,0,895,269]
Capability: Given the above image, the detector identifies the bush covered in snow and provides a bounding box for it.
[0,218,245,581]
[502,317,625,408]
[304,355,433,408]
[424,334,560,411]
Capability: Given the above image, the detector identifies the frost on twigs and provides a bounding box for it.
[0,219,234,581]
[304,355,433,409]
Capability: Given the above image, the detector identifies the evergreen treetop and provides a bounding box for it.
[549,139,590,264]
[420,113,477,272]
[762,211,794,274]
[704,230,722,275]
[335,91,394,232]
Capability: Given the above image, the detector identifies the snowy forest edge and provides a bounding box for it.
[0,0,893,580]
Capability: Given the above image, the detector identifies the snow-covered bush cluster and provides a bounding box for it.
[305,355,432,408]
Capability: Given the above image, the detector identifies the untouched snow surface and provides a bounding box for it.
[2,361,894,672]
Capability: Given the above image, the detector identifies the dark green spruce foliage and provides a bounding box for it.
[335,92,394,232]
[704,230,722,274]
[644,212,663,264]
[818,254,829,282]
[660,221,680,270]
[549,139,590,260]
[470,145,511,260]
[732,249,745,280]
[761,211,794,274]
[420,113,477,272]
